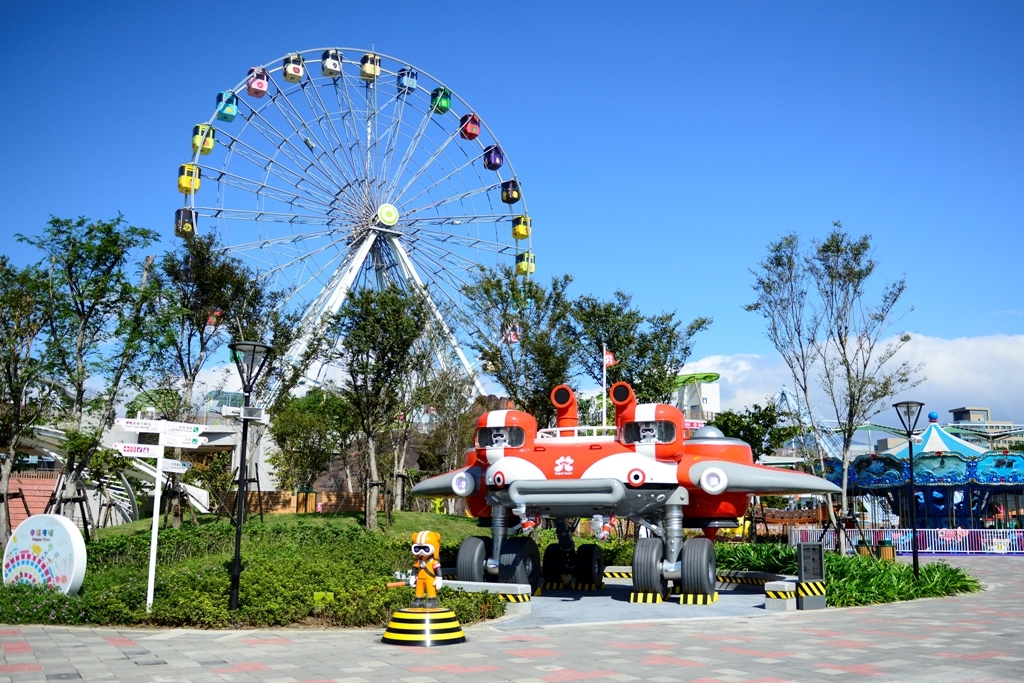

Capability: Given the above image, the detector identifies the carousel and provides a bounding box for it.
[823,412,1024,530]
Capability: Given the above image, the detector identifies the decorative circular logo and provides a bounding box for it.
[377,203,399,226]
[492,471,505,487]
[627,468,646,487]
[3,515,87,596]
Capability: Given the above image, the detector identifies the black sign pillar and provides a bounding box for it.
[797,542,826,610]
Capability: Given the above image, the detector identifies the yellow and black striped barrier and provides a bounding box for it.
[542,581,603,591]
[543,581,565,590]
[497,593,531,603]
[382,607,466,646]
[717,573,769,585]
[604,570,632,579]
[533,586,543,596]
[765,590,796,600]
[679,592,718,605]
[629,592,664,603]
[798,580,827,597]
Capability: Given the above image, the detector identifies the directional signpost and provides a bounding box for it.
[113,418,208,611]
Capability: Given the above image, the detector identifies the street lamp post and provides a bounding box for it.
[894,400,925,579]
[227,341,272,611]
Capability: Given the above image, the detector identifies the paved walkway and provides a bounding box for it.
[2,556,1022,682]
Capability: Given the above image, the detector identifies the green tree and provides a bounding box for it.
[267,389,355,492]
[0,259,55,545]
[573,290,712,404]
[416,367,480,513]
[332,285,430,529]
[18,216,157,513]
[708,403,802,462]
[809,224,923,519]
[147,234,264,418]
[461,267,576,426]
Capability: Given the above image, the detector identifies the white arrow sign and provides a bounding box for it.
[112,442,164,457]
[115,418,207,435]
[160,434,208,449]
[162,458,193,474]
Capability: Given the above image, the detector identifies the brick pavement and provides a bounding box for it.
[2,556,1021,682]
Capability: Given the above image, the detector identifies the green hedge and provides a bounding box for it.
[0,522,504,628]
[714,541,981,606]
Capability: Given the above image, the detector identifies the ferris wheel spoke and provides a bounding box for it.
[401,182,503,215]
[256,234,350,281]
[390,126,463,204]
[202,165,340,215]
[299,78,366,190]
[395,153,483,210]
[264,76,352,192]
[384,100,435,199]
[368,85,404,206]
[241,106,358,212]
[223,225,351,253]
[219,132,351,210]
[196,207,355,229]
[409,237,496,275]
[402,213,513,226]
[376,90,409,198]
[335,68,370,197]
[401,227,517,255]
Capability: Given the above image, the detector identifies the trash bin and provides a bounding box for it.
[877,539,895,562]
[856,539,874,557]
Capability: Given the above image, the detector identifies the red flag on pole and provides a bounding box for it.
[604,350,618,367]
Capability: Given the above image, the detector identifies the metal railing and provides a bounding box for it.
[536,425,618,439]
[788,527,1024,554]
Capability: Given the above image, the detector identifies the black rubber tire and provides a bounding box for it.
[575,544,606,586]
[632,537,667,595]
[542,543,564,582]
[499,537,542,589]
[680,537,717,595]
[456,535,491,583]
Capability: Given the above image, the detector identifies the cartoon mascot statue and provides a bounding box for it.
[409,530,443,608]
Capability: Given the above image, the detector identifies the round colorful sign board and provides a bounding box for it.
[3,514,87,595]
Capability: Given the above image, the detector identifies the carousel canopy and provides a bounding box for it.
[880,418,987,460]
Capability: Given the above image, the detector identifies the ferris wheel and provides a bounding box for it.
[175,48,534,391]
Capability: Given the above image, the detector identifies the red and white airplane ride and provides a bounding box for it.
[412,382,839,596]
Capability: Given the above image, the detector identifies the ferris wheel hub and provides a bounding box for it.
[376,203,400,227]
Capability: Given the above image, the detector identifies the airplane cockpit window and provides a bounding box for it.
[477,426,525,448]
[622,420,676,445]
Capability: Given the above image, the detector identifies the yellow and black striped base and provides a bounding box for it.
[629,592,664,603]
[717,573,769,585]
[604,570,632,579]
[678,592,719,605]
[497,593,531,603]
[765,590,796,600]
[798,581,827,597]
[542,581,603,591]
[381,608,466,647]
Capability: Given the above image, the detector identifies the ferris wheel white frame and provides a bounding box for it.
[184,48,533,393]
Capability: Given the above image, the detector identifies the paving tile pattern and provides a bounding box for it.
[2,556,1021,682]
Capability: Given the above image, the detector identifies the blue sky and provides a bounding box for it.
[3,2,1022,420]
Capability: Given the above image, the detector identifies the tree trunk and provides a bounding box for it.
[392,437,408,512]
[365,435,379,530]
[345,465,353,494]
[0,447,15,546]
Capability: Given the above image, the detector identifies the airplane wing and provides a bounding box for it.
[689,460,841,494]
[410,467,476,498]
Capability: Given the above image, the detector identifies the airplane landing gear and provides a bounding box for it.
[575,543,606,586]
[499,537,541,589]
[633,537,668,595]
[456,535,492,583]
[679,537,716,594]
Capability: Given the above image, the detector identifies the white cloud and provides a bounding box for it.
[686,334,1024,425]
